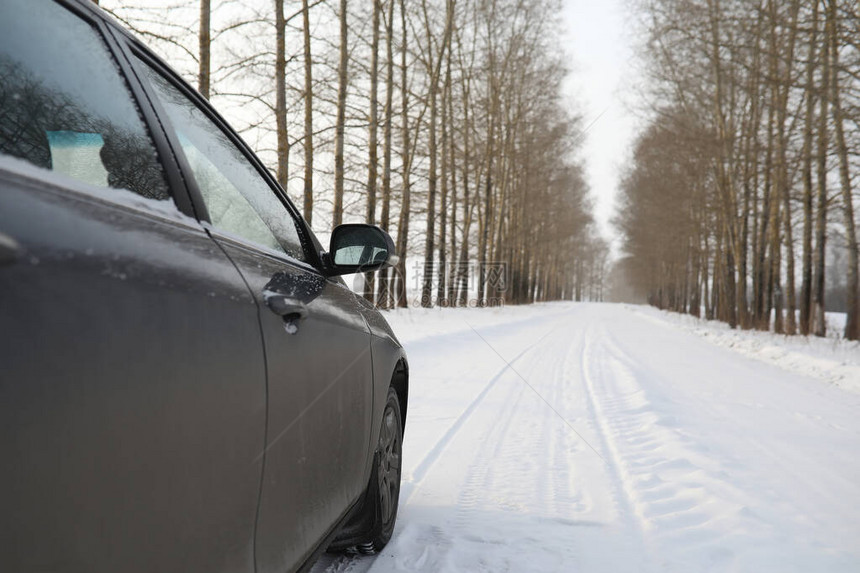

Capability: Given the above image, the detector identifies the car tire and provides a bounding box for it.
[358,386,403,554]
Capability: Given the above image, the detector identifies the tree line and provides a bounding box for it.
[618,0,859,339]
[99,0,607,308]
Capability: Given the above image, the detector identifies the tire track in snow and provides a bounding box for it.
[440,314,597,572]
[449,313,597,528]
[536,328,585,518]
[599,317,860,547]
[381,312,584,573]
[318,313,573,573]
[453,374,528,528]
[400,317,567,505]
[577,322,651,547]
[575,317,743,567]
[515,324,594,521]
[580,318,774,570]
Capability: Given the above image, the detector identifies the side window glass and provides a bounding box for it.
[0,0,169,200]
[139,62,306,262]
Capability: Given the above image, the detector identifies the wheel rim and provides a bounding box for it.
[377,404,401,526]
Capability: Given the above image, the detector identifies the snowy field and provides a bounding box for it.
[313,302,860,573]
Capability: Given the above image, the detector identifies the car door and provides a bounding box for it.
[133,57,376,573]
[0,2,265,573]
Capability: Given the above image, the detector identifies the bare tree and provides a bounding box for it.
[198,0,210,98]
[419,0,455,308]
[332,0,348,229]
[394,0,411,308]
[377,0,396,308]
[828,0,859,340]
[274,0,289,190]
[301,0,314,225]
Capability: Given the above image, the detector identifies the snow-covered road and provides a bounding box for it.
[314,303,860,572]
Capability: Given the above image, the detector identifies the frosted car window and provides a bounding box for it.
[0,0,169,200]
[140,63,306,262]
[178,133,284,253]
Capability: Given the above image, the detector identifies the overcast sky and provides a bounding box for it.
[561,0,641,255]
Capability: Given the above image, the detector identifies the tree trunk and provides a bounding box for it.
[332,0,348,229]
[812,6,830,338]
[766,0,783,334]
[707,0,738,329]
[198,0,210,99]
[420,56,438,308]
[302,0,314,226]
[799,0,818,335]
[365,0,381,302]
[775,0,800,335]
[419,0,454,308]
[759,63,776,331]
[437,58,450,305]
[377,0,395,308]
[274,0,289,191]
[828,0,859,340]
[394,0,411,308]
[478,162,492,306]
[455,30,473,307]
[446,69,458,304]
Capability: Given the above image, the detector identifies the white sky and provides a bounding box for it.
[561,0,641,255]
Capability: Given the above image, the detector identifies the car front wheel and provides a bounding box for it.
[359,386,403,553]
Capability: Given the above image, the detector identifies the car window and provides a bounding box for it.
[0,0,169,200]
[138,62,306,262]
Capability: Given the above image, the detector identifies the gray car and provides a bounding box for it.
[0,1,408,572]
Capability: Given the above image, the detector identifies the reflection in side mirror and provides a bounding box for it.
[326,224,396,276]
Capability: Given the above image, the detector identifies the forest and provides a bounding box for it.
[97,0,609,308]
[618,0,860,340]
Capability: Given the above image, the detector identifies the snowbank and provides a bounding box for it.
[629,305,860,393]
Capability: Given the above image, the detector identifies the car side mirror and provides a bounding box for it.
[325,224,397,277]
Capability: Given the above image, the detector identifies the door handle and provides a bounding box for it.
[263,292,309,334]
[0,232,21,266]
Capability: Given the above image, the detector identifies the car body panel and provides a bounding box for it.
[0,159,266,573]
[207,233,375,573]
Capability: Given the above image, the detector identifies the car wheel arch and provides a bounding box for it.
[390,358,409,434]
[326,356,408,553]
